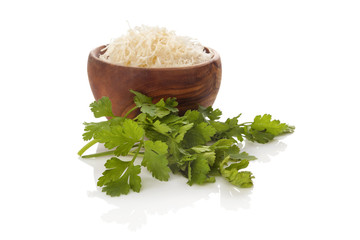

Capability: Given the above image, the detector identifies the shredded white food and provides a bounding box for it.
[99,25,213,68]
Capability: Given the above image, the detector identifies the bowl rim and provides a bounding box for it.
[89,45,220,70]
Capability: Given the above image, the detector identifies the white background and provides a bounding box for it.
[1,0,359,239]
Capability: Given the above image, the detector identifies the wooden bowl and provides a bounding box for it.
[87,45,222,118]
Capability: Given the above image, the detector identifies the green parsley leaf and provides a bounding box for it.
[184,109,205,124]
[244,114,294,143]
[130,90,158,117]
[187,154,212,185]
[130,89,153,106]
[90,96,115,118]
[152,120,172,135]
[225,159,249,171]
[211,138,238,149]
[167,138,186,171]
[243,128,275,143]
[191,145,212,153]
[229,151,257,161]
[142,140,171,181]
[130,90,178,118]
[211,114,244,141]
[128,165,142,192]
[138,103,158,117]
[82,121,109,141]
[82,117,125,141]
[155,98,179,116]
[222,169,254,188]
[172,123,194,143]
[182,122,216,148]
[220,156,254,188]
[97,157,129,186]
[199,105,222,121]
[97,157,142,196]
[252,114,289,136]
[79,90,294,197]
[95,119,144,156]
[164,97,179,113]
[210,139,245,176]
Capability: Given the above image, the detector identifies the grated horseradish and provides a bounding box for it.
[99,25,213,68]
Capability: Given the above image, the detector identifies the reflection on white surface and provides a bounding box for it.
[86,180,253,231]
[243,137,288,163]
[80,138,287,231]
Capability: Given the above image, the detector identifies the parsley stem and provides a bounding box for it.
[78,139,98,156]
[82,150,144,159]
[124,106,139,118]
[81,150,144,159]
[130,138,144,163]
[129,152,144,157]
[239,122,252,126]
[81,150,115,158]
[80,142,144,159]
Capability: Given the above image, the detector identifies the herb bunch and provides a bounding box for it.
[78,90,294,197]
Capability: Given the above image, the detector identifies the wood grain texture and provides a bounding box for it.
[87,45,222,118]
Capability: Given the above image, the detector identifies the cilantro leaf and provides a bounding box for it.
[145,128,169,142]
[211,138,238,149]
[97,157,142,196]
[79,90,295,197]
[244,114,294,143]
[116,119,145,155]
[166,138,185,170]
[138,103,158,117]
[229,151,257,161]
[196,122,217,142]
[82,117,125,141]
[220,156,254,188]
[182,122,216,148]
[82,121,109,141]
[90,96,115,118]
[130,90,179,118]
[128,164,142,192]
[95,119,144,156]
[172,123,194,143]
[153,99,171,118]
[155,98,179,116]
[152,120,172,135]
[243,128,275,143]
[130,89,153,106]
[191,145,212,153]
[130,90,158,117]
[210,139,247,176]
[187,154,212,185]
[142,140,171,181]
[97,157,129,186]
[252,114,289,136]
[222,169,254,188]
[199,105,222,121]
[201,151,216,167]
[225,159,249,171]
[136,99,172,118]
[186,145,217,185]
[184,109,205,124]
[211,114,244,141]
[164,97,179,113]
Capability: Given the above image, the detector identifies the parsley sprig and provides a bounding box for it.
[78,90,294,197]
